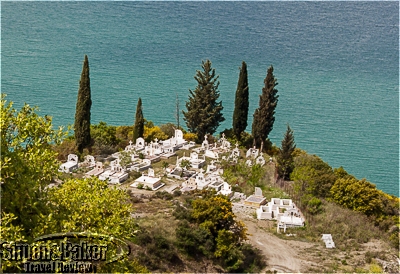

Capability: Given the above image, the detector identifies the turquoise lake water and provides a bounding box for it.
[1,1,398,195]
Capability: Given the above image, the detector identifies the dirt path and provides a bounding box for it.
[242,218,304,273]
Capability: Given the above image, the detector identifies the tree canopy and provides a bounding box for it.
[291,153,336,198]
[330,177,384,217]
[1,95,65,236]
[174,192,251,272]
[74,54,92,153]
[232,61,249,139]
[183,60,225,142]
[277,124,296,180]
[133,97,144,142]
[252,66,278,148]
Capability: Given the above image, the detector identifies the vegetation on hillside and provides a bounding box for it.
[252,65,279,149]
[232,61,249,140]
[183,59,225,142]
[276,124,296,180]
[74,54,92,153]
[133,97,144,142]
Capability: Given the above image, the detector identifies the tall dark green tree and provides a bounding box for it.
[133,97,144,142]
[277,124,296,180]
[183,60,225,142]
[74,55,92,153]
[252,65,279,148]
[232,61,249,139]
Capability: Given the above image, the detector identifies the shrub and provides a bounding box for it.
[173,190,182,197]
[155,191,173,200]
[159,123,176,138]
[183,132,197,142]
[137,183,144,189]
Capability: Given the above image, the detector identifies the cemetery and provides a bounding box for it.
[57,130,305,233]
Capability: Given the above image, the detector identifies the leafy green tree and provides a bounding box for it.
[333,166,355,180]
[183,60,225,142]
[1,95,65,236]
[159,123,176,138]
[291,153,336,198]
[0,213,27,272]
[232,61,249,139]
[34,178,148,273]
[133,98,144,142]
[74,54,92,153]
[91,121,120,155]
[330,177,384,216]
[277,124,296,180]
[35,177,136,238]
[252,66,279,148]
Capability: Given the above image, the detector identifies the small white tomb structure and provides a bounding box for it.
[132,168,164,190]
[162,129,187,152]
[255,154,266,166]
[85,162,104,178]
[244,187,267,207]
[321,234,335,248]
[59,154,79,173]
[80,155,96,168]
[134,137,146,151]
[256,198,305,231]
[109,165,129,184]
[219,182,233,196]
[129,159,151,172]
[246,147,259,159]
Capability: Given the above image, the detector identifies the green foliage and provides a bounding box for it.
[334,166,355,180]
[135,228,181,272]
[232,61,249,139]
[221,128,253,148]
[0,213,27,272]
[154,191,173,200]
[175,220,214,258]
[1,95,66,236]
[252,65,279,148]
[119,150,133,168]
[330,177,384,216]
[222,160,266,195]
[133,98,144,142]
[306,196,323,215]
[174,194,265,272]
[183,60,225,142]
[174,193,252,272]
[53,138,77,161]
[291,153,336,198]
[180,159,191,170]
[277,124,296,180]
[115,126,133,143]
[144,125,168,143]
[74,54,92,153]
[183,132,197,142]
[369,263,383,273]
[35,177,136,239]
[159,122,177,138]
[91,121,120,155]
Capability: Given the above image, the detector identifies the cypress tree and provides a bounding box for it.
[74,55,92,153]
[277,124,296,180]
[232,61,249,139]
[133,98,144,142]
[183,60,225,142]
[252,65,279,148]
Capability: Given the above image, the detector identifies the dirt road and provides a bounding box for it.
[242,218,304,273]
